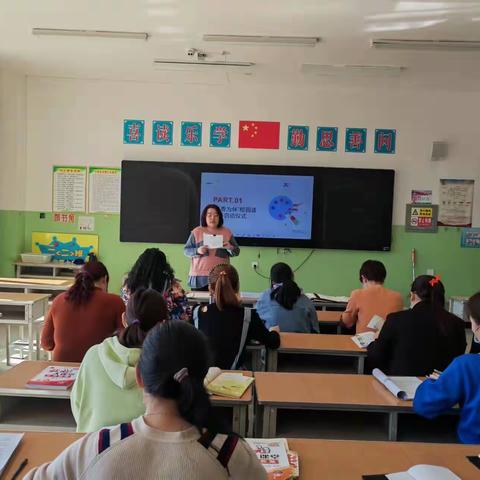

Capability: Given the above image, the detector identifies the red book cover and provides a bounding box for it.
[238,121,280,149]
[26,366,79,390]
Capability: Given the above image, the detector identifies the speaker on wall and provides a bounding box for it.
[431,141,448,161]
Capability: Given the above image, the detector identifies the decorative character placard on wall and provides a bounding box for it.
[439,179,475,227]
[405,204,438,233]
[461,228,480,248]
[88,167,121,214]
[210,123,231,148]
[32,232,98,262]
[52,166,87,213]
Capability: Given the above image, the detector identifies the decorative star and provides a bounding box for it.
[243,125,249,132]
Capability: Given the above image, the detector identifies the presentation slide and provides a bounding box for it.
[200,172,314,240]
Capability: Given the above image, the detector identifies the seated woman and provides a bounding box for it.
[26,321,266,479]
[121,248,190,320]
[256,262,319,333]
[71,288,168,432]
[192,264,280,370]
[367,275,466,376]
[414,292,480,444]
[41,260,125,362]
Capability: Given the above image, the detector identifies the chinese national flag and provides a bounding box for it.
[238,120,280,149]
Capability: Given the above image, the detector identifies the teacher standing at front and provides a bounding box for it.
[184,204,240,291]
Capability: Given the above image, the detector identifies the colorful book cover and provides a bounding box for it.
[26,366,79,390]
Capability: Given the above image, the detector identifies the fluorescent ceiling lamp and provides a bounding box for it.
[153,59,254,67]
[32,28,148,40]
[203,34,320,46]
[301,64,405,77]
[371,38,480,49]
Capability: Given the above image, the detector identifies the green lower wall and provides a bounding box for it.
[0,210,479,299]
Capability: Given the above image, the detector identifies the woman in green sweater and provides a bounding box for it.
[71,288,168,432]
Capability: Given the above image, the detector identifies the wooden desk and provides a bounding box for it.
[317,310,343,333]
[1,431,83,478]
[267,333,366,373]
[3,434,479,480]
[0,293,50,364]
[255,372,418,440]
[0,277,73,296]
[0,361,254,436]
[187,291,260,306]
[286,438,480,480]
[14,261,81,279]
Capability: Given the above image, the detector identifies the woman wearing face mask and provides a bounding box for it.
[184,204,240,292]
[414,292,480,444]
[367,275,466,376]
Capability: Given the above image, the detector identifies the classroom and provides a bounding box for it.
[0,1,480,479]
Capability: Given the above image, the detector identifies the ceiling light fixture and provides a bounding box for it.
[203,34,320,47]
[371,38,480,49]
[301,64,405,76]
[32,28,149,40]
[153,59,254,68]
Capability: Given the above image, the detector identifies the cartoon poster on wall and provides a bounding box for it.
[32,232,99,262]
[439,179,474,227]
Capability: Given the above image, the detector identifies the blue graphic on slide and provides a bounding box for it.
[200,172,314,240]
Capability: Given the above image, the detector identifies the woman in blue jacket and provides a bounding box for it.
[413,291,480,444]
[256,263,319,333]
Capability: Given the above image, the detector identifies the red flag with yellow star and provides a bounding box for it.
[238,120,280,149]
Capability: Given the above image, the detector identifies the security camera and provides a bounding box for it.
[186,48,197,56]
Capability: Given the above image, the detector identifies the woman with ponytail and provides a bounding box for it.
[256,262,319,333]
[40,260,125,362]
[367,275,466,376]
[192,264,280,370]
[71,288,169,432]
[27,321,266,479]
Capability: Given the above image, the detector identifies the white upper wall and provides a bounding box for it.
[0,70,27,211]
[21,74,480,225]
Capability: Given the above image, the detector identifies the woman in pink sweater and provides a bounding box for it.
[184,204,240,291]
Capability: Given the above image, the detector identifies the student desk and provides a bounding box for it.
[187,291,260,305]
[0,361,254,437]
[286,438,480,480]
[267,333,366,374]
[0,293,50,364]
[317,310,343,333]
[255,372,417,440]
[0,277,73,297]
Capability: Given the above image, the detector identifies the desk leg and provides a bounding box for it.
[232,406,241,435]
[247,400,254,438]
[27,304,34,361]
[337,323,342,334]
[267,350,278,372]
[262,406,277,438]
[251,348,263,372]
[357,356,365,375]
[5,326,10,366]
[238,406,247,437]
[388,412,398,441]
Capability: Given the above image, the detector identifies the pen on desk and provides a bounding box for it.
[11,458,28,480]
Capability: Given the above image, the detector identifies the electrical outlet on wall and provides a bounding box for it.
[251,261,258,270]
[427,268,435,276]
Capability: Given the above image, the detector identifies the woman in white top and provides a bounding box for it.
[25,321,266,480]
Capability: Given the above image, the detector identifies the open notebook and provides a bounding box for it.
[373,368,422,401]
[363,464,461,480]
[203,368,254,399]
[0,433,23,476]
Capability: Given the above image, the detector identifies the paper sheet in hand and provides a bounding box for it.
[203,233,223,249]
[0,433,23,475]
[373,368,422,400]
[368,315,385,331]
[351,332,376,348]
[386,465,461,480]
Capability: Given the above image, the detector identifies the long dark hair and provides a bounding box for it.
[118,288,169,348]
[269,262,301,310]
[65,261,109,305]
[208,264,240,311]
[125,248,174,295]
[139,320,226,433]
[411,275,450,335]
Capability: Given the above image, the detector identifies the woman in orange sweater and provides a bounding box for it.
[41,261,125,362]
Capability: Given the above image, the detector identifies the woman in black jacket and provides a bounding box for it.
[192,263,280,370]
[367,275,466,376]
